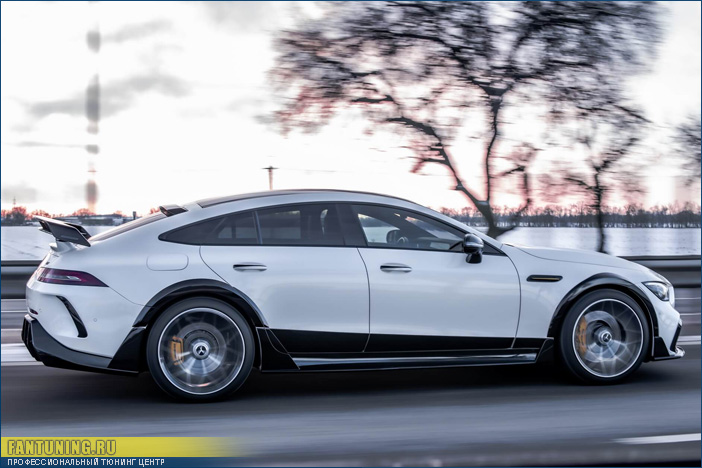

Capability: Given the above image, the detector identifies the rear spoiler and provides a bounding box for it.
[35,216,91,247]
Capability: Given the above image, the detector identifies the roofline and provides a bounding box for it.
[196,189,417,209]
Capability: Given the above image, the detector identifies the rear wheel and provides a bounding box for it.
[146,297,254,401]
[558,289,649,384]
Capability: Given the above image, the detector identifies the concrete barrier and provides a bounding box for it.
[1,256,699,299]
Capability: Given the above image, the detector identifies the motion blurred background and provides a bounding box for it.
[1,1,700,257]
[1,2,700,466]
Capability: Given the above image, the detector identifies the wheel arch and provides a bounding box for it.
[131,279,267,369]
[547,273,658,357]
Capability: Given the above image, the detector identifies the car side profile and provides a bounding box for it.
[22,190,683,400]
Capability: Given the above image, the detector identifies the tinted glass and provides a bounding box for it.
[161,212,257,245]
[257,204,344,246]
[352,205,462,251]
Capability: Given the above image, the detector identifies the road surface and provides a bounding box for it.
[2,293,700,466]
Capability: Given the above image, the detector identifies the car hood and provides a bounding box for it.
[508,244,648,272]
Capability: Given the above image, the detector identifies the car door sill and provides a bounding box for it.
[256,328,553,373]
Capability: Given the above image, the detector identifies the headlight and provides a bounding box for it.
[644,281,674,306]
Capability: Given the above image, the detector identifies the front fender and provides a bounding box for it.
[546,273,658,357]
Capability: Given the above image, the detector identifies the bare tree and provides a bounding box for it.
[558,102,648,253]
[675,115,701,185]
[268,1,660,238]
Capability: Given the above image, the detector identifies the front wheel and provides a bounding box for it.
[146,297,254,401]
[558,289,649,384]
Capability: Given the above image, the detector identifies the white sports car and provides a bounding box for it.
[22,190,683,400]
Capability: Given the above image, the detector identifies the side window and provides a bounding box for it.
[208,212,257,245]
[352,204,463,252]
[257,204,344,246]
[160,212,257,245]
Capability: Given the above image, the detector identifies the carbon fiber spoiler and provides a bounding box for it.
[35,216,91,247]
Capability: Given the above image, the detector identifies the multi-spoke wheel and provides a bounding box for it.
[146,298,254,401]
[558,289,649,384]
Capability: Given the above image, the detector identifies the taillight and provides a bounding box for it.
[36,268,107,287]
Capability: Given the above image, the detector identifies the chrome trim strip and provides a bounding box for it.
[293,353,537,370]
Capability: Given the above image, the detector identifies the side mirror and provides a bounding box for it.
[462,233,484,264]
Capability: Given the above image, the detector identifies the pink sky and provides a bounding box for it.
[1,1,700,215]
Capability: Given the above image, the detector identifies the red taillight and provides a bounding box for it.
[36,268,107,287]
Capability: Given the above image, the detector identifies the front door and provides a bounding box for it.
[349,204,521,352]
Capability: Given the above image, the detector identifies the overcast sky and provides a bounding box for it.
[1,1,700,215]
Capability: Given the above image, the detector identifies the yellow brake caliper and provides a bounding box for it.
[170,336,184,365]
[576,319,587,356]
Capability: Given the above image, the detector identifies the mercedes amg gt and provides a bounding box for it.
[22,190,683,400]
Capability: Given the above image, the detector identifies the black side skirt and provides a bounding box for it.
[257,327,552,373]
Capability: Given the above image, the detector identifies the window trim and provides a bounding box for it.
[158,200,505,255]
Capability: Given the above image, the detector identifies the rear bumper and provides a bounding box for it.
[22,315,140,375]
[25,275,144,358]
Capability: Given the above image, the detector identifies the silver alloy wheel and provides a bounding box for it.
[158,307,246,395]
[572,298,644,378]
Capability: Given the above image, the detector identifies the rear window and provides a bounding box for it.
[160,212,258,245]
[90,212,166,241]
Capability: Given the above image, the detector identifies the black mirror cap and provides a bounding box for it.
[463,233,484,253]
[463,233,484,264]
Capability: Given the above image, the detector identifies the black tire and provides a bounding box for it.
[146,297,255,401]
[557,289,650,384]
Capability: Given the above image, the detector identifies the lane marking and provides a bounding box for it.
[676,297,701,301]
[616,433,701,445]
[1,343,35,364]
[1,361,42,367]
[678,335,701,344]
[680,313,701,316]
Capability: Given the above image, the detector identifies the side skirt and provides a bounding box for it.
[257,327,552,373]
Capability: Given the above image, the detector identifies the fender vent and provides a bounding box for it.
[56,296,88,338]
[527,275,563,283]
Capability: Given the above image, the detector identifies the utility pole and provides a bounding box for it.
[263,166,278,191]
[85,1,100,214]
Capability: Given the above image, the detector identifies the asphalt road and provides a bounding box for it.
[2,293,700,466]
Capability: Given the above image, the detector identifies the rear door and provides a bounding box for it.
[199,203,369,353]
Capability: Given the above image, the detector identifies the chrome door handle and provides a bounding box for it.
[380,263,412,273]
[233,263,267,271]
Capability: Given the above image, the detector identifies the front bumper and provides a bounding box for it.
[650,321,684,361]
[22,315,142,375]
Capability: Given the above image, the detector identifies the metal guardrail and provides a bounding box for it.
[1,261,41,299]
[622,256,701,289]
[1,256,699,300]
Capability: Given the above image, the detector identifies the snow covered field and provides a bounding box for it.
[1,226,699,260]
[2,226,113,261]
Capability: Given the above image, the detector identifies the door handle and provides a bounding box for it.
[233,263,267,271]
[380,263,412,273]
